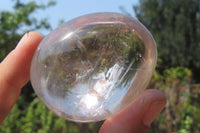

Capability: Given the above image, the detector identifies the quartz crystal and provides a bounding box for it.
[30,12,157,122]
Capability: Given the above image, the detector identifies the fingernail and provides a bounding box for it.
[15,33,28,49]
[143,100,166,127]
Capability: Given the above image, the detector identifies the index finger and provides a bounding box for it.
[0,32,43,125]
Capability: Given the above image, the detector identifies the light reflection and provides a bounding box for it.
[80,63,124,110]
[61,32,74,41]
[82,94,98,109]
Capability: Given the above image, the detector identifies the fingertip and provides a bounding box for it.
[143,100,166,127]
[27,31,43,41]
[15,31,43,49]
[136,89,166,127]
[0,31,44,90]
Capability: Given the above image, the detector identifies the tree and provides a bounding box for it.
[134,0,200,80]
[0,0,56,61]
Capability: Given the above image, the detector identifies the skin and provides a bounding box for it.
[0,31,166,132]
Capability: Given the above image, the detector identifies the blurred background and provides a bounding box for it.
[0,0,200,133]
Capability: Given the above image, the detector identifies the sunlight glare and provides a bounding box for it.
[83,94,98,109]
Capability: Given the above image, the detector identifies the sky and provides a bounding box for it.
[1,0,139,34]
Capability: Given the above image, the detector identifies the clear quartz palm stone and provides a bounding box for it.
[30,12,157,122]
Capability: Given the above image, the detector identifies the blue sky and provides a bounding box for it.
[1,0,139,34]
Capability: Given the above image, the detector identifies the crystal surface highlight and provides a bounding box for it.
[30,12,157,122]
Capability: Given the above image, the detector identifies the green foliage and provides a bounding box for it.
[164,67,192,86]
[0,104,21,133]
[149,67,200,133]
[0,97,66,133]
[134,0,200,80]
[150,67,191,90]
[0,0,55,61]
[133,1,200,129]
[20,97,53,133]
[177,94,199,133]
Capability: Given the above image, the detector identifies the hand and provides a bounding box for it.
[100,89,166,133]
[0,32,166,132]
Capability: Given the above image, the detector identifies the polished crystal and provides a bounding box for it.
[30,12,157,122]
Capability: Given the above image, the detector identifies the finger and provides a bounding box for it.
[0,32,43,125]
[99,89,166,133]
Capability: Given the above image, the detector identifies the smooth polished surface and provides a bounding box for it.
[30,12,157,122]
